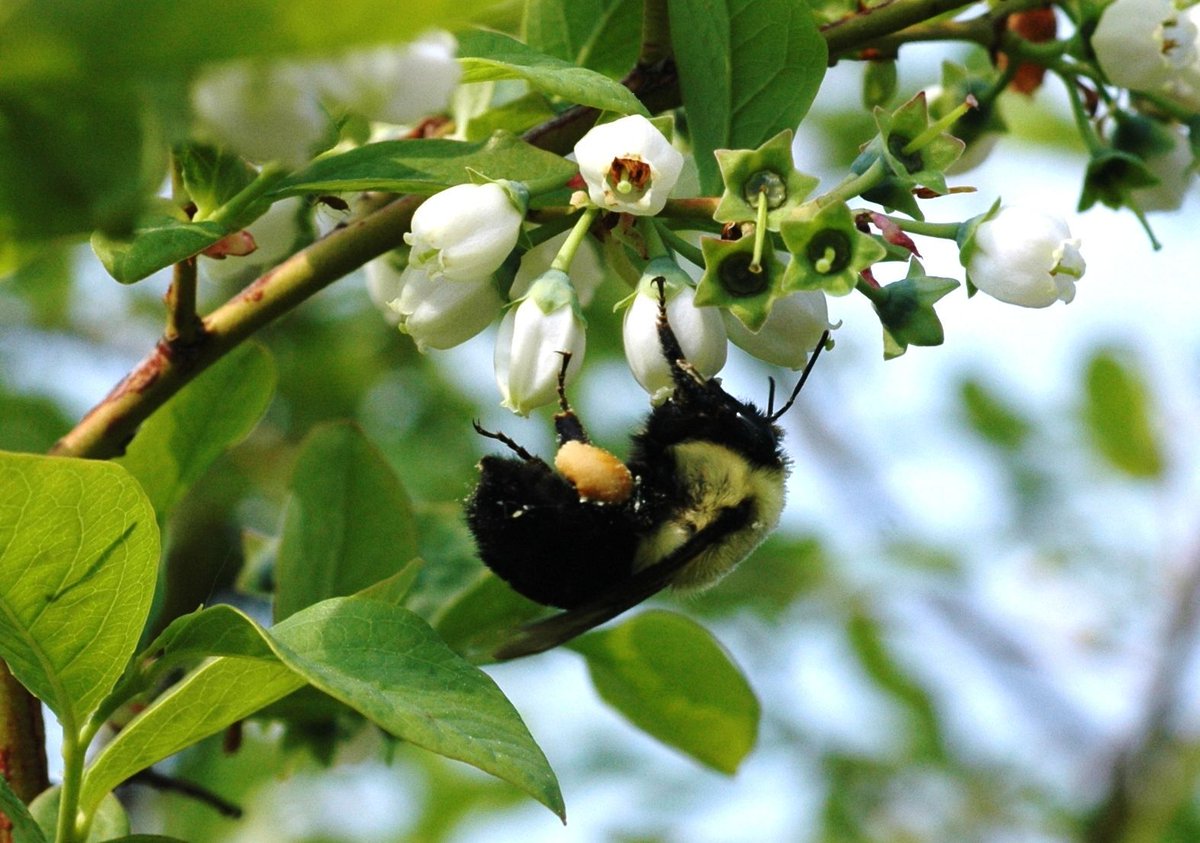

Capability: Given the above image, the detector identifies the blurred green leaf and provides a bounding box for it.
[458,30,649,116]
[0,453,158,729]
[176,142,259,220]
[571,609,760,773]
[406,501,490,622]
[117,343,275,518]
[272,133,578,198]
[0,772,45,843]
[0,382,72,454]
[464,92,558,142]
[691,533,827,617]
[959,377,1031,450]
[666,0,827,193]
[29,789,128,842]
[847,607,946,762]
[274,422,418,622]
[1082,349,1165,479]
[523,0,642,80]
[271,596,565,820]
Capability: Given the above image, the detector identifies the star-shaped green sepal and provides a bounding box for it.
[694,235,785,331]
[859,92,965,197]
[864,259,959,359]
[713,130,820,230]
[1078,148,1159,212]
[779,201,887,297]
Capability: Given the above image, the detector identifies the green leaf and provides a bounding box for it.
[274,422,418,622]
[176,143,259,220]
[272,133,578,198]
[571,610,760,773]
[0,453,158,729]
[959,378,1031,451]
[458,29,648,117]
[666,0,827,193]
[117,343,275,518]
[29,788,128,842]
[431,572,546,662]
[90,210,234,285]
[0,773,45,843]
[80,655,304,818]
[523,0,642,80]
[271,596,565,820]
[1082,349,1165,478]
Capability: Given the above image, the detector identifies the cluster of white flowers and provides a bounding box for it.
[191,31,461,166]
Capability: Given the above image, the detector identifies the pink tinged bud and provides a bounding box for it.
[202,230,257,259]
[623,282,727,399]
[573,115,684,216]
[494,272,586,415]
[404,182,525,282]
[388,267,503,352]
[723,290,834,370]
[966,206,1086,308]
[199,197,307,283]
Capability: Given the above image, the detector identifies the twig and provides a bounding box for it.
[164,257,203,347]
[129,768,243,818]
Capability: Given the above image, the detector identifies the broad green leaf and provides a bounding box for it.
[458,30,648,117]
[80,656,304,818]
[1082,350,1165,479]
[847,607,946,761]
[0,453,158,729]
[464,93,558,143]
[117,343,275,518]
[523,0,642,80]
[29,789,127,842]
[271,597,565,819]
[0,773,45,843]
[274,422,418,622]
[272,133,577,198]
[90,210,234,285]
[666,0,827,193]
[106,838,191,842]
[431,571,545,662]
[571,610,760,773]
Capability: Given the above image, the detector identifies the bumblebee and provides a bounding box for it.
[466,280,827,659]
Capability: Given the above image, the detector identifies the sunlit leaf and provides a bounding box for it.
[571,609,760,773]
[523,0,642,79]
[0,453,158,729]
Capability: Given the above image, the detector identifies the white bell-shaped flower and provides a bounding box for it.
[1092,0,1199,91]
[723,289,834,369]
[574,115,684,216]
[388,266,503,351]
[494,270,586,414]
[964,206,1086,308]
[622,266,726,399]
[404,182,526,282]
[320,32,461,125]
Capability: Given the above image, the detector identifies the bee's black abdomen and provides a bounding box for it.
[466,455,641,609]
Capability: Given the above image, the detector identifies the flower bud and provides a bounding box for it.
[573,115,684,215]
[191,61,331,166]
[623,261,727,399]
[494,270,586,414]
[1091,0,1199,92]
[388,267,503,351]
[199,196,308,283]
[364,251,408,325]
[723,289,834,370]
[962,206,1085,308]
[405,182,526,282]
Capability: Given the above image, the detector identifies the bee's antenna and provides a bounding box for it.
[473,420,538,461]
[767,376,777,418]
[553,350,589,444]
[555,351,573,413]
[768,331,831,422]
[653,276,707,391]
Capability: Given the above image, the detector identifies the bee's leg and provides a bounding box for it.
[553,350,590,445]
[472,420,538,462]
[651,276,708,392]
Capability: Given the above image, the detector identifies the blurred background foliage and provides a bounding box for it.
[2,13,1199,843]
